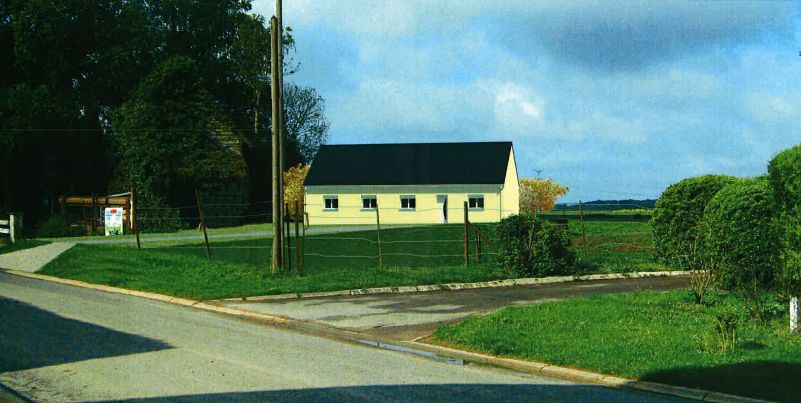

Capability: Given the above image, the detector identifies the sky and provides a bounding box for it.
[251,0,801,202]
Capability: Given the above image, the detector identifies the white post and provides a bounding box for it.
[791,297,799,334]
[9,214,15,244]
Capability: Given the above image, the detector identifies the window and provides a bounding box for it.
[400,195,416,210]
[361,195,377,209]
[324,196,338,210]
[468,195,485,210]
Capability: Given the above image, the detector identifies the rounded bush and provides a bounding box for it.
[496,214,575,277]
[651,174,737,266]
[768,143,801,214]
[768,143,801,294]
[703,177,779,289]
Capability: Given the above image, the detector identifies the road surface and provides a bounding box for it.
[219,276,688,341]
[0,272,685,402]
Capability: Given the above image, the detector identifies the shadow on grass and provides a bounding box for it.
[0,297,171,372]
[641,360,801,402]
[103,383,683,402]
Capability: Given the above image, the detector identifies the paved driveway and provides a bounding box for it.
[217,276,688,340]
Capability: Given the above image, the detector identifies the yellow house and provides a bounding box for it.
[304,142,519,225]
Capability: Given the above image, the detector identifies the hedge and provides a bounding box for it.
[703,177,779,289]
[496,214,575,277]
[768,143,801,294]
[651,174,737,267]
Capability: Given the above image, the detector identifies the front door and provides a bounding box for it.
[436,195,448,224]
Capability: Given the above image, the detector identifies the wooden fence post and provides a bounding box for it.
[301,202,306,274]
[375,206,382,268]
[579,200,588,257]
[464,201,469,267]
[294,200,300,275]
[285,203,292,273]
[9,213,16,244]
[132,184,141,250]
[195,188,211,260]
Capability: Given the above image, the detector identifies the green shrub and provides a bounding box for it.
[651,174,737,267]
[703,177,779,289]
[768,143,801,296]
[136,193,182,233]
[35,215,84,238]
[496,214,575,277]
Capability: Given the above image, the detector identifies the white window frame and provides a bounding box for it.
[361,195,378,210]
[468,195,485,210]
[400,195,416,211]
[323,196,339,211]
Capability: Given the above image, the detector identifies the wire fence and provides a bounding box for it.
[96,194,659,273]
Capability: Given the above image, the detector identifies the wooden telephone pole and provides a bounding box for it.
[269,0,285,274]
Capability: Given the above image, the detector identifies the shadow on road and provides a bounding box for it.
[0,297,171,372]
[642,360,801,402]
[103,383,683,402]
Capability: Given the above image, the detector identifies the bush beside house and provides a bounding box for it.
[496,214,575,277]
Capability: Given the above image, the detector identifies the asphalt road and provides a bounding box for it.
[221,276,689,340]
[0,273,686,402]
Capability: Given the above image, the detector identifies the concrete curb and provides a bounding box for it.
[0,268,764,403]
[218,270,692,302]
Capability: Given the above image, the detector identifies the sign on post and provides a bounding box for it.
[104,208,124,236]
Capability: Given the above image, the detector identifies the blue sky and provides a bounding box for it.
[252,1,801,202]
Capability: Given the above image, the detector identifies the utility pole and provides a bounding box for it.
[269,0,285,273]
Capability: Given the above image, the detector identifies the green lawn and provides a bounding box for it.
[38,220,664,300]
[38,222,275,242]
[0,239,50,255]
[39,225,505,300]
[434,290,801,402]
[567,219,662,274]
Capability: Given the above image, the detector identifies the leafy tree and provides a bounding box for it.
[284,83,330,163]
[519,178,569,214]
[283,164,310,214]
[109,56,246,205]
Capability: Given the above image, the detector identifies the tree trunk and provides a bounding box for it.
[791,297,799,334]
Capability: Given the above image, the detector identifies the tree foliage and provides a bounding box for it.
[284,83,330,163]
[283,164,310,214]
[702,177,779,289]
[519,178,569,214]
[496,214,575,277]
[651,174,737,267]
[109,56,246,202]
[768,144,801,296]
[0,0,326,223]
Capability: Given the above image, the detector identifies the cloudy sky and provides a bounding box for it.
[251,0,801,202]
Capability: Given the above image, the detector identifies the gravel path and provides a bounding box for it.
[0,242,75,272]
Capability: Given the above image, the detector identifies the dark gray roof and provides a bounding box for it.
[304,142,513,186]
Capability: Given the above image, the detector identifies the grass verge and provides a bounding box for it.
[434,289,801,402]
[39,225,504,300]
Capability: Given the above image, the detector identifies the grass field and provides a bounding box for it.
[434,290,801,402]
[38,219,663,300]
[39,225,504,300]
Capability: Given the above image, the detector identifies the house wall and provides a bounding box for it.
[499,147,520,219]
[304,184,505,225]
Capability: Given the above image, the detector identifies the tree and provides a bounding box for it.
[283,164,310,214]
[284,83,330,163]
[109,56,246,205]
[519,178,569,214]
